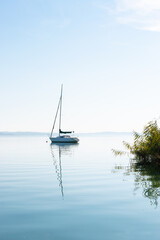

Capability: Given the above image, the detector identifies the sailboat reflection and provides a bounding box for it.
[50,143,78,198]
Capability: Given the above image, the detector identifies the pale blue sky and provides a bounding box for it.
[1,0,160,133]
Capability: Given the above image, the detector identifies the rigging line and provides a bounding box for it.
[50,97,61,138]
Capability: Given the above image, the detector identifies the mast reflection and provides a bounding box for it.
[50,143,78,198]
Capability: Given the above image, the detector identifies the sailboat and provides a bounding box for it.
[49,85,79,143]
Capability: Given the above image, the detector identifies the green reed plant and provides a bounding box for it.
[112,121,160,166]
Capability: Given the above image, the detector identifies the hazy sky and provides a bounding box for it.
[1,0,160,133]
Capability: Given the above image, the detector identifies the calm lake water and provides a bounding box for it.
[0,134,160,240]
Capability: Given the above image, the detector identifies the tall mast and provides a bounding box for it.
[59,84,63,136]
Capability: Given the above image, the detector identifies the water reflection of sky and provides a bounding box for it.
[1,135,160,240]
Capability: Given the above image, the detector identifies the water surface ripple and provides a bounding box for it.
[0,135,160,240]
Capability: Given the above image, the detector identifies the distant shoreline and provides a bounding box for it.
[0,132,49,136]
[0,131,132,136]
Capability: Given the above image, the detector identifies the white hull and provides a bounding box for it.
[50,136,79,143]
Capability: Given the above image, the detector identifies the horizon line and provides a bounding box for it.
[0,131,132,135]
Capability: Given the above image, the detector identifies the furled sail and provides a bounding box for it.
[59,129,73,134]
